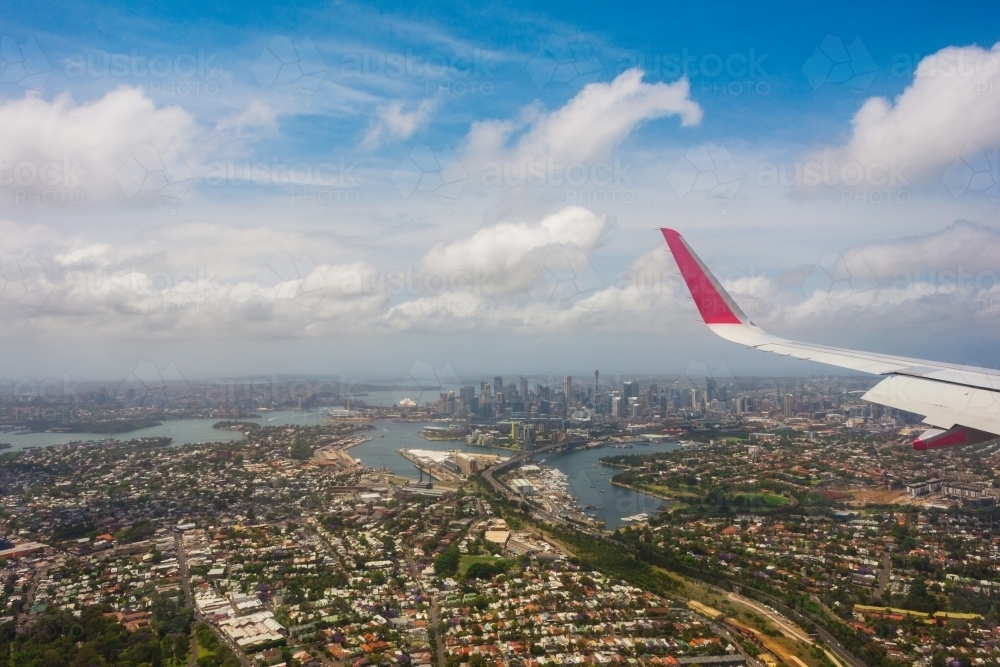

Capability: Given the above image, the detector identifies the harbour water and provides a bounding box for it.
[543,441,679,529]
[0,409,329,450]
[0,411,672,528]
[350,421,513,476]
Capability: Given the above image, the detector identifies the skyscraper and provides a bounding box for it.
[460,385,475,413]
[563,375,572,401]
[623,380,636,399]
[594,369,600,413]
[493,376,503,396]
[519,376,528,400]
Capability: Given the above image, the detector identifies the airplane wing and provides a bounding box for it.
[661,228,1000,450]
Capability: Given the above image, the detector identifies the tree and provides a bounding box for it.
[290,437,313,461]
[434,546,460,577]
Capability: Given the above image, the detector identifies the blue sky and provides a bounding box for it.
[0,0,999,383]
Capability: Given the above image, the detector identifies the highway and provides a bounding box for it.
[481,448,866,667]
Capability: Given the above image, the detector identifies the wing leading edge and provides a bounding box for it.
[661,228,1000,450]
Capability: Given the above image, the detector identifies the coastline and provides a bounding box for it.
[610,479,682,504]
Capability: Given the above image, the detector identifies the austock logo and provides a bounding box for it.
[391,144,468,203]
[667,145,744,205]
[800,251,878,315]
[942,144,998,202]
[252,36,327,92]
[391,360,461,407]
[251,252,328,316]
[0,252,50,309]
[802,35,878,91]
[1,157,89,205]
[526,249,603,309]
[526,36,603,89]
[117,360,192,407]
[0,35,52,89]
[116,143,194,202]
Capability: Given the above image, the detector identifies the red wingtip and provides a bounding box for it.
[911,426,985,451]
[661,228,744,325]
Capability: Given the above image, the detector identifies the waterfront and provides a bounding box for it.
[349,420,512,476]
[0,409,328,450]
[0,411,671,528]
[543,441,679,529]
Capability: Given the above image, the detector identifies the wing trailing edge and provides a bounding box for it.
[661,228,1000,449]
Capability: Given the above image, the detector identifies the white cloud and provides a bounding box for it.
[723,221,1000,333]
[2,211,999,351]
[379,242,695,334]
[463,68,702,168]
[809,42,1000,185]
[208,101,278,154]
[0,87,197,201]
[419,205,608,294]
[54,243,114,268]
[360,99,437,150]
[0,88,284,205]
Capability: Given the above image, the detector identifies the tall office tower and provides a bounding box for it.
[784,393,793,418]
[593,370,601,414]
[719,384,727,404]
[494,376,503,396]
[611,396,622,418]
[519,377,528,400]
[480,383,491,406]
[689,388,698,410]
[622,380,635,399]
[563,376,572,401]
[705,378,717,402]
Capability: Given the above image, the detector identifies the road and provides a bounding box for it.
[176,531,252,667]
[175,532,199,667]
[875,551,891,596]
[16,563,47,630]
[403,541,444,667]
[725,592,812,644]
[483,444,867,667]
[741,588,866,667]
[480,444,591,532]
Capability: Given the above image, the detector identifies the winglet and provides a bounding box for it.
[661,228,747,325]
